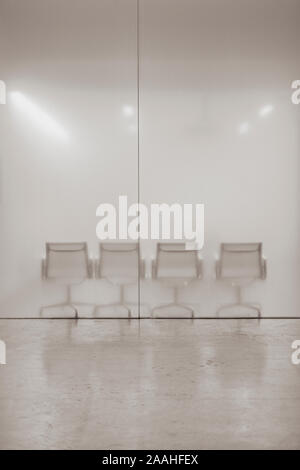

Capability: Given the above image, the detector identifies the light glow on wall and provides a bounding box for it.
[259,104,274,117]
[128,123,137,134]
[122,105,135,117]
[238,122,250,135]
[0,80,6,104]
[10,91,69,141]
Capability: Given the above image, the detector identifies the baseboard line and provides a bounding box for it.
[0,316,300,320]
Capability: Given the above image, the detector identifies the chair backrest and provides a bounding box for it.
[45,242,90,280]
[155,243,199,279]
[98,242,139,282]
[219,243,263,279]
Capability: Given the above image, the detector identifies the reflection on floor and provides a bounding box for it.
[0,319,299,449]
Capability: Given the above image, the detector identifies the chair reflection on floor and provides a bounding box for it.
[151,243,202,318]
[95,242,145,318]
[216,242,267,317]
[40,242,93,318]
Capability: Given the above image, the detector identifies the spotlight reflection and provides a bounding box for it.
[122,105,135,117]
[0,80,6,104]
[259,104,274,117]
[10,91,69,141]
[238,122,250,135]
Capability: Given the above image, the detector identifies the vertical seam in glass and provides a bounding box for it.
[137,0,141,320]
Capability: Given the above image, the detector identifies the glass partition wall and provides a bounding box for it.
[139,0,300,318]
[0,0,300,319]
[0,0,139,318]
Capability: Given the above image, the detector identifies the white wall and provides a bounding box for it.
[0,0,299,317]
[139,0,300,317]
[0,0,139,317]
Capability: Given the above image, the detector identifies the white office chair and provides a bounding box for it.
[216,242,267,317]
[40,242,93,318]
[95,242,144,318]
[152,242,202,318]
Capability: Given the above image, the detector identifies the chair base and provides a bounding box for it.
[217,302,261,318]
[40,284,95,319]
[94,303,132,318]
[40,301,95,319]
[152,302,194,318]
[40,302,78,318]
[95,303,151,318]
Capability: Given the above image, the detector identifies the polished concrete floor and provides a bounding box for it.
[0,319,299,449]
